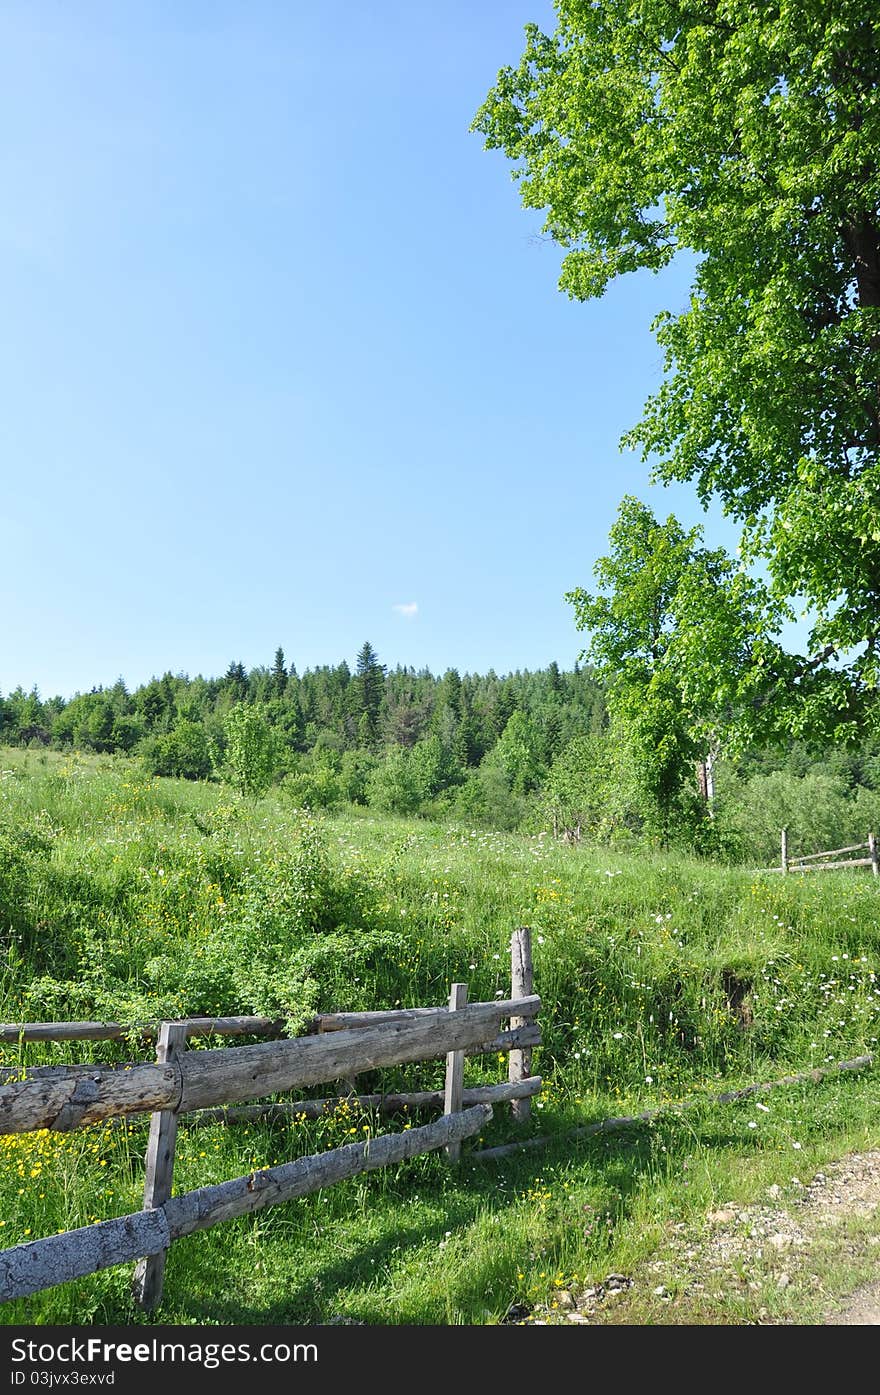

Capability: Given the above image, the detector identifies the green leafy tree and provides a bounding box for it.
[338,748,377,804]
[221,704,278,799]
[489,709,546,795]
[52,692,115,751]
[474,1,880,743]
[542,731,640,843]
[716,767,860,866]
[110,714,145,753]
[409,731,460,803]
[566,498,726,844]
[449,761,529,831]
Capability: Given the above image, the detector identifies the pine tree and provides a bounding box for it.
[354,642,386,743]
[492,683,518,739]
[272,647,288,697]
[224,661,248,702]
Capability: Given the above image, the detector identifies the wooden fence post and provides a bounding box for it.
[131,1021,188,1310]
[870,832,879,878]
[443,984,468,1162]
[781,828,789,875]
[509,927,534,1124]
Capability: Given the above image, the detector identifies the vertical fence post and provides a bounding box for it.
[781,828,789,875]
[443,983,468,1162]
[509,927,534,1124]
[870,832,879,878]
[132,1021,188,1310]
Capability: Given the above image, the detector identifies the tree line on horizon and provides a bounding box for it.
[3,638,880,865]
[0,644,604,824]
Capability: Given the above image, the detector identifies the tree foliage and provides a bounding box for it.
[474,0,880,743]
[567,497,720,842]
[354,641,387,743]
[222,704,278,800]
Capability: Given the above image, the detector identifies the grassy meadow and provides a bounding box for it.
[2,746,880,1324]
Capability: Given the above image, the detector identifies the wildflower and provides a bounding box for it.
[747,1121,757,1129]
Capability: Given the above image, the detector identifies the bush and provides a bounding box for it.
[280,766,344,811]
[445,762,528,830]
[141,721,213,780]
[366,748,421,815]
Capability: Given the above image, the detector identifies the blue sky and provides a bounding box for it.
[1,1,731,700]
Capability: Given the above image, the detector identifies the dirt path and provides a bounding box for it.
[810,1152,880,1323]
[526,1149,880,1325]
[826,1280,880,1324]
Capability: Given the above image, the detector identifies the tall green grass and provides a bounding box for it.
[2,746,880,1324]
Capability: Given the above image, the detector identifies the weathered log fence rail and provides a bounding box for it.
[0,996,541,1134]
[758,829,880,876]
[0,928,540,1310]
[0,1014,285,1044]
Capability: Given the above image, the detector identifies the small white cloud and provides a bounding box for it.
[392,601,418,619]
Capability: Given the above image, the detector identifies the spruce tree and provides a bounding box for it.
[272,647,288,697]
[354,642,386,743]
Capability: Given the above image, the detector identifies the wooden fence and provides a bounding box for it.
[759,829,880,876]
[0,928,540,1310]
